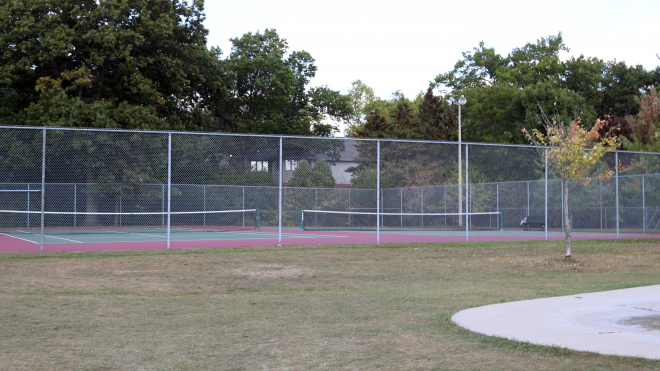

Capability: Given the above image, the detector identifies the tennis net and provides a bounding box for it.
[0,209,259,235]
[301,210,503,232]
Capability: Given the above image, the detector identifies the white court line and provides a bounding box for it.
[0,232,39,244]
[105,231,167,238]
[42,235,83,243]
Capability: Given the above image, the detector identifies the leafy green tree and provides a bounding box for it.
[514,82,597,138]
[0,0,231,223]
[599,61,660,117]
[433,34,660,145]
[221,29,352,136]
[560,55,606,111]
[434,34,568,91]
[0,0,225,131]
[459,85,520,143]
[288,160,336,188]
[345,80,377,136]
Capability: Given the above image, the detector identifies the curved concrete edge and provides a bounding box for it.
[452,285,660,359]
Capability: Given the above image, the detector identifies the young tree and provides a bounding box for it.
[523,110,618,258]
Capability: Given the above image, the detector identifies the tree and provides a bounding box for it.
[417,88,456,141]
[622,89,660,152]
[0,0,225,131]
[523,110,618,258]
[345,80,377,136]
[599,61,659,117]
[0,0,228,222]
[433,34,660,145]
[220,29,352,136]
[434,33,568,91]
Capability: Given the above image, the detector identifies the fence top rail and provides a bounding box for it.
[3,125,660,156]
[2,170,660,191]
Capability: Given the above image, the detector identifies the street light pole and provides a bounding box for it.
[458,102,462,225]
[449,95,467,225]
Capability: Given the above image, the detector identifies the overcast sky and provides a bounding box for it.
[204,0,659,101]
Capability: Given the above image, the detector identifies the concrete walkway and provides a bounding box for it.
[452,285,660,359]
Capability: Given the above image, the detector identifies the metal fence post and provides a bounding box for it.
[73,183,77,228]
[161,184,165,227]
[376,140,380,244]
[465,143,469,242]
[496,183,499,216]
[599,179,602,231]
[279,136,283,245]
[642,175,646,233]
[421,187,424,227]
[616,151,619,239]
[545,149,548,240]
[444,186,447,227]
[561,182,564,231]
[348,188,351,226]
[527,181,530,217]
[27,183,30,229]
[40,128,46,253]
[167,133,172,249]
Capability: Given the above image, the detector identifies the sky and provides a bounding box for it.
[204,0,659,101]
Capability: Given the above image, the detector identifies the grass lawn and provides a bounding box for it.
[1,239,659,370]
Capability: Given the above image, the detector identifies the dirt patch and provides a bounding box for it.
[236,265,312,279]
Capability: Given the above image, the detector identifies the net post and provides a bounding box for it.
[300,210,304,230]
[40,128,46,253]
[278,136,282,246]
[545,148,548,240]
[167,132,172,249]
[421,187,424,227]
[242,186,245,228]
[465,143,469,242]
[257,209,260,231]
[616,151,619,239]
[161,184,165,227]
[376,140,380,245]
[73,183,77,228]
[27,183,30,229]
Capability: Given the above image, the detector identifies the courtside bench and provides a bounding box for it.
[521,216,545,231]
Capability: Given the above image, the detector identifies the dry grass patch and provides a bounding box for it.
[0,239,659,370]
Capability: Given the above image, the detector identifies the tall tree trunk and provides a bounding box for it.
[563,178,571,258]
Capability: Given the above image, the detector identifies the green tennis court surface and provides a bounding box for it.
[2,227,615,245]
[1,229,345,244]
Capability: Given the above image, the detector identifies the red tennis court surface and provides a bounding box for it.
[2,228,659,254]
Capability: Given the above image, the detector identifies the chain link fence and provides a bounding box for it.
[1,126,660,252]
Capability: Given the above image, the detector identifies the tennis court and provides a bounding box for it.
[3,223,659,254]
[2,126,660,254]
